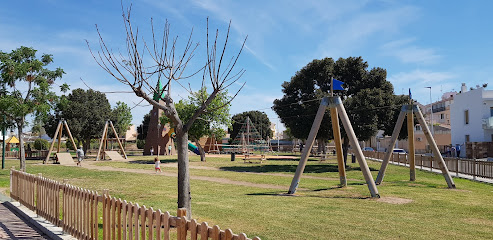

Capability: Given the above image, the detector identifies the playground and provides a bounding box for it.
[2,153,493,239]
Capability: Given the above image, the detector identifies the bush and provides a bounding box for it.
[136,139,145,149]
[34,138,50,150]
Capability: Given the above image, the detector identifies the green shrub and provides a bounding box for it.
[34,138,50,150]
[136,139,145,149]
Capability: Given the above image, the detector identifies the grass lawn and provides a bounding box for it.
[1,155,493,239]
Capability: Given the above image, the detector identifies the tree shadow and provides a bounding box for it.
[220,164,378,173]
[129,159,177,164]
[246,191,370,200]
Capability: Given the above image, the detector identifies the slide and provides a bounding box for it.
[188,142,201,155]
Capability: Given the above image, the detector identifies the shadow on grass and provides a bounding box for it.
[246,191,370,199]
[220,164,378,173]
[129,159,178,164]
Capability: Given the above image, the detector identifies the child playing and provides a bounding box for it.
[154,157,161,173]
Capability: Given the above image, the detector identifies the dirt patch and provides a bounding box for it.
[464,218,493,226]
[376,196,413,204]
[448,188,472,193]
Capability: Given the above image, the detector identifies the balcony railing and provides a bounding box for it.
[482,116,493,130]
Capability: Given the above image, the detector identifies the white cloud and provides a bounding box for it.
[388,69,454,85]
[380,38,441,64]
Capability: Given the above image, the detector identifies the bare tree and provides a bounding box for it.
[87,5,247,218]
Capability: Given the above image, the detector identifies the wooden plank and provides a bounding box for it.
[141,206,146,240]
[200,222,209,240]
[190,219,198,240]
[118,199,122,240]
[128,203,133,240]
[112,197,117,240]
[212,225,220,240]
[103,194,107,240]
[134,203,139,240]
[238,233,247,240]
[162,211,170,240]
[97,122,109,161]
[122,200,128,240]
[225,229,233,240]
[155,210,162,240]
[147,208,153,240]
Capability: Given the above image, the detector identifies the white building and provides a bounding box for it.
[451,83,493,156]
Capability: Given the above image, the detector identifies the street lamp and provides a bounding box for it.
[425,87,434,136]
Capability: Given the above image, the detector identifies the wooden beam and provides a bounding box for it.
[109,121,127,159]
[335,97,379,198]
[44,121,62,164]
[288,97,329,194]
[330,107,346,186]
[413,105,456,188]
[407,106,416,181]
[96,121,109,161]
[63,121,78,151]
[375,106,407,185]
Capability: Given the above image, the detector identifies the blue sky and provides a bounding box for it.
[1,0,492,132]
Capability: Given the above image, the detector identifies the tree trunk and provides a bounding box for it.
[195,141,206,162]
[84,138,91,155]
[342,137,349,167]
[175,130,192,218]
[17,122,26,172]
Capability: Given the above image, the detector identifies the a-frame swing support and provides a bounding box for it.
[96,120,127,161]
[288,96,380,198]
[44,120,78,164]
[375,104,455,188]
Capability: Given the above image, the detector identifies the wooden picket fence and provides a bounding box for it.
[10,168,260,240]
[362,151,493,180]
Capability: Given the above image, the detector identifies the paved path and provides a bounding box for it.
[0,201,51,239]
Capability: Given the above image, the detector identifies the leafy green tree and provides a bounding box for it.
[162,88,231,162]
[137,113,150,140]
[45,88,112,152]
[273,57,407,163]
[229,111,272,142]
[112,101,133,137]
[34,138,49,150]
[0,46,64,171]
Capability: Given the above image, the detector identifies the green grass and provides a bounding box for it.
[2,156,493,239]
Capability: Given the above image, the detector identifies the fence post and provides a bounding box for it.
[473,158,476,181]
[177,208,187,240]
[10,166,14,195]
[456,158,459,177]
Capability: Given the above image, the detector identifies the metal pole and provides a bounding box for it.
[2,116,5,169]
[426,87,434,136]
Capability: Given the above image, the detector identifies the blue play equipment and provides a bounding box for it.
[188,142,200,155]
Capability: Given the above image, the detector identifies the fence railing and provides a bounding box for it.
[10,168,260,240]
[362,151,493,180]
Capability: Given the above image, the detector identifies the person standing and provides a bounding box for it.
[76,146,84,166]
[456,144,461,158]
[150,146,154,156]
[154,157,161,173]
[168,145,172,155]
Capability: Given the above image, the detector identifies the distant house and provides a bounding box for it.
[451,83,493,158]
[125,125,137,142]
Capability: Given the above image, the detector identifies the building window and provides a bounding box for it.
[416,137,422,142]
[491,107,493,117]
[464,110,469,124]
[465,135,470,142]
[415,125,421,131]
[440,113,444,119]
